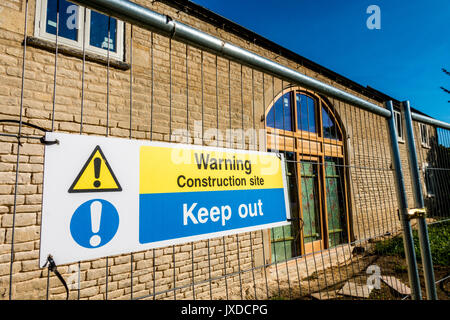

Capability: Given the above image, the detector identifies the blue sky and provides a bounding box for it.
[191,0,450,123]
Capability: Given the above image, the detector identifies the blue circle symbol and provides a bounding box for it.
[70,199,119,249]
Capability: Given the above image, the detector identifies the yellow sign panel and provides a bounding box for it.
[139,146,283,194]
[68,145,122,193]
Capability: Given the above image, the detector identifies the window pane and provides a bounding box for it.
[421,124,428,145]
[322,107,341,140]
[324,157,348,247]
[89,10,117,52]
[46,0,78,41]
[296,94,316,133]
[395,112,402,139]
[266,92,293,131]
[421,125,424,143]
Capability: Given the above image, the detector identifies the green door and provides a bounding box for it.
[300,161,322,248]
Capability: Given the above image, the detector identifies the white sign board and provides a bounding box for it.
[39,132,290,267]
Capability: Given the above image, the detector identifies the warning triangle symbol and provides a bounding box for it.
[68,145,122,193]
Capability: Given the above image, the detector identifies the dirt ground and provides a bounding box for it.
[277,253,450,300]
[219,239,449,301]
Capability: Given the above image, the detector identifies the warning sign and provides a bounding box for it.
[68,145,122,193]
[40,132,290,267]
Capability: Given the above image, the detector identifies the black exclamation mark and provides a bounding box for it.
[93,157,101,188]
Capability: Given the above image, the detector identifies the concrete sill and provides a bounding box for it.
[25,36,131,71]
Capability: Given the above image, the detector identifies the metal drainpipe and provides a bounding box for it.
[386,100,422,300]
[402,100,438,300]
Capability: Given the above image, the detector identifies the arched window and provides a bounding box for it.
[266,89,351,262]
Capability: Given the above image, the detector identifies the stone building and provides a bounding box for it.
[0,0,445,300]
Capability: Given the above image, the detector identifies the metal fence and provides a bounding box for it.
[0,0,449,300]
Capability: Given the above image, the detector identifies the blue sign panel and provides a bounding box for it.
[139,188,287,244]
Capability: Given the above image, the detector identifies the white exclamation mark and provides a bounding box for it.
[89,201,102,247]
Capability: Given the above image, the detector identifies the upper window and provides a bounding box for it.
[296,93,317,133]
[266,92,293,131]
[322,106,342,140]
[393,110,404,142]
[419,123,430,147]
[266,90,341,140]
[35,0,124,60]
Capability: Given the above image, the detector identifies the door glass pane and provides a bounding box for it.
[270,152,300,262]
[271,225,293,262]
[89,10,118,52]
[325,157,348,247]
[300,161,321,243]
[45,0,78,41]
[296,94,316,133]
[266,92,293,131]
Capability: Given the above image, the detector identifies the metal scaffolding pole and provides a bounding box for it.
[402,100,438,300]
[386,100,422,300]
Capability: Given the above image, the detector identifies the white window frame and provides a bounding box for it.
[419,123,430,148]
[34,0,124,61]
[393,110,404,142]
